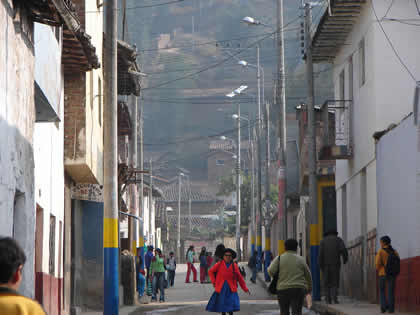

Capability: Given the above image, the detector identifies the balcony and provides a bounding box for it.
[318,100,353,160]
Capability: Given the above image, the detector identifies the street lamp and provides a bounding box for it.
[242,16,261,26]
[225,86,248,261]
[238,60,265,107]
[232,113,256,257]
[177,172,190,262]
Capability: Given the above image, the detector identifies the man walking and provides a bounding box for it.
[248,251,258,284]
[166,251,176,287]
[376,236,400,313]
[268,239,312,315]
[185,245,198,283]
[318,229,348,304]
[0,237,46,314]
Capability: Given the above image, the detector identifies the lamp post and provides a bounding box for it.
[226,85,247,260]
[177,172,188,262]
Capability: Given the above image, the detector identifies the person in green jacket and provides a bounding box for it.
[268,239,312,315]
[150,248,166,302]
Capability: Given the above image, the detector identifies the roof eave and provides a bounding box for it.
[311,1,365,64]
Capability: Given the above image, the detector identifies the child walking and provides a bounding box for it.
[206,248,250,315]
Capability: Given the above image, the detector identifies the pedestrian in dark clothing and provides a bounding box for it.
[200,247,208,283]
[268,239,312,315]
[150,248,166,302]
[214,244,226,264]
[376,235,400,313]
[248,251,258,283]
[166,252,176,287]
[206,252,213,283]
[318,230,348,304]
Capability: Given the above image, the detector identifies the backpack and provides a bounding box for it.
[239,266,246,279]
[384,248,400,277]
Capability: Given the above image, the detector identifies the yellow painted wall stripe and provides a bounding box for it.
[140,236,144,247]
[104,218,119,248]
[310,224,319,246]
[251,236,255,244]
[265,237,271,250]
[278,240,285,255]
[257,236,262,246]
[132,241,137,256]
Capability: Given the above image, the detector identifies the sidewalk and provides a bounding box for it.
[251,266,415,315]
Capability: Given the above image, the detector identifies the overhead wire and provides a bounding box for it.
[142,14,303,90]
[371,1,417,82]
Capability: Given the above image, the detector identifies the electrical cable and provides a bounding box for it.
[142,15,302,90]
[371,1,417,82]
[84,0,189,13]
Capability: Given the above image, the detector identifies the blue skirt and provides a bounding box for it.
[206,282,240,313]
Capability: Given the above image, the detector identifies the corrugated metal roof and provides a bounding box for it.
[209,139,235,151]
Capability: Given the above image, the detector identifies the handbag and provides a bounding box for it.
[268,256,280,295]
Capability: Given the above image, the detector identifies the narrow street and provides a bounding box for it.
[128,264,316,315]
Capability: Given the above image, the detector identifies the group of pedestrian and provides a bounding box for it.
[138,245,177,303]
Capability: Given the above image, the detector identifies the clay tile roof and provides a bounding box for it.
[25,0,100,72]
[209,139,235,152]
[159,182,220,203]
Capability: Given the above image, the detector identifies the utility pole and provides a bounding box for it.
[103,0,119,313]
[131,95,139,256]
[256,45,263,271]
[305,2,320,301]
[139,94,145,269]
[264,101,272,280]
[250,124,256,257]
[148,159,153,247]
[276,0,287,256]
[236,103,242,261]
[177,174,182,263]
[188,179,192,235]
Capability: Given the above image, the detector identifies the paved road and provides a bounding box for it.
[128,264,317,315]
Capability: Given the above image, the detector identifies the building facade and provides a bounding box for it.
[312,0,420,309]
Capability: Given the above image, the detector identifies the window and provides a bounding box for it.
[49,215,56,275]
[216,159,225,166]
[348,56,353,100]
[339,70,345,100]
[359,38,366,87]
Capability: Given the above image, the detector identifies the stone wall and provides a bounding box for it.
[0,0,36,298]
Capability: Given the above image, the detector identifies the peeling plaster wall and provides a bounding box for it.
[0,1,36,298]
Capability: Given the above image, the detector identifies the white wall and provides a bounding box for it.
[333,0,419,242]
[377,115,420,259]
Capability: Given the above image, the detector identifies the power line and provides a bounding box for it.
[84,0,189,14]
[142,15,302,90]
[371,1,417,82]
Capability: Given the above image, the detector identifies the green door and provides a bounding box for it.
[322,186,337,234]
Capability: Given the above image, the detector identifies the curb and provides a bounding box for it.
[312,302,348,315]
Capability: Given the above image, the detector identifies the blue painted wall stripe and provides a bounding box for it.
[104,247,119,315]
[310,245,321,301]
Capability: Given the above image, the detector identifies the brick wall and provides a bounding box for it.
[64,72,86,162]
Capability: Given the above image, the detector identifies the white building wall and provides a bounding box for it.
[33,22,65,279]
[333,0,420,242]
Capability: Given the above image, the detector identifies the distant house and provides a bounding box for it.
[207,139,236,195]
[158,181,223,261]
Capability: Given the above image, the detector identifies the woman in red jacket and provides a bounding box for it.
[206,248,250,315]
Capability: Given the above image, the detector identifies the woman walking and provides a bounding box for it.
[200,247,208,283]
[150,248,166,302]
[206,248,250,315]
[185,245,198,283]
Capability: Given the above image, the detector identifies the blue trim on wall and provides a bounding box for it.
[139,246,145,270]
[251,244,255,256]
[104,247,119,315]
[264,250,272,281]
[310,245,321,301]
[257,245,263,272]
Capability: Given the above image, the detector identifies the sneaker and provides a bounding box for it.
[159,298,165,303]
[193,280,199,282]
[151,297,157,302]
